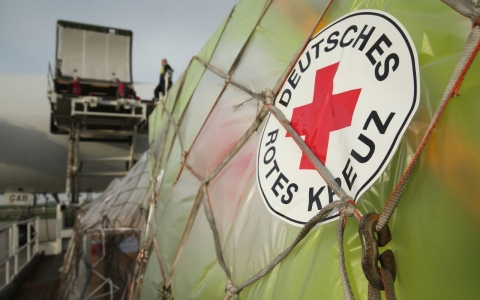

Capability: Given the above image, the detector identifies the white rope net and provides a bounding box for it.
[131,0,480,299]
[59,153,150,300]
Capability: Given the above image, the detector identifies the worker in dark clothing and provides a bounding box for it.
[68,76,82,96]
[153,59,173,100]
[127,85,140,101]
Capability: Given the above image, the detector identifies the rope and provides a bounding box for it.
[224,280,239,300]
[380,269,397,300]
[157,98,186,155]
[376,24,480,232]
[338,214,354,300]
[441,0,480,25]
[193,56,263,101]
[130,238,153,299]
[232,97,254,111]
[153,238,167,283]
[138,58,207,296]
[227,0,274,75]
[151,58,194,182]
[366,15,480,300]
[144,4,279,290]
[266,105,351,202]
[202,185,232,280]
[367,283,381,300]
[271,0,334,96]
[204,89,272,184]
[179,92,273,297]
[146,1,347,298]
[165,185,205,288]
[158,284,174,300]
[337,205,363,300]
[135,8,480,300]
[129,151,165,297]
[126,3,480,300]
[366,269,397,300]
[231,200,356,295]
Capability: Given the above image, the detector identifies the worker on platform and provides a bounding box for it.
[68,76,82,96]
[115,78,128,98]
[127,85,140,101]
[153,58,173,100]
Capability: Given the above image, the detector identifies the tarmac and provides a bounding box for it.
[6,253,63,300]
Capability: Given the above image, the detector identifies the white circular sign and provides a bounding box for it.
[257,10,419,226]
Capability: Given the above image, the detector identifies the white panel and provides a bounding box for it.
[84,31,108,80]
[108,34,131,82]
[57,27,84,77]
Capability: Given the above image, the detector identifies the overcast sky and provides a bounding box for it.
[0,0,238,83]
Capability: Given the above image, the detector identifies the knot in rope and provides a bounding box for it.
[181,151,188,164]
[203,176,211,185]
[157,284,174,300]
[262,88,274,105]
[137,248,148,265]
[225,75,231,84]
[223,281,239,300]
[341,200,356,218]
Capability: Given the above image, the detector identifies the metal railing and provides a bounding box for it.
[0,217,40,292]
[71,97,147,121]
[47,62,54,94]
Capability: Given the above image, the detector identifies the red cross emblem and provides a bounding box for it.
[286,62,362,169]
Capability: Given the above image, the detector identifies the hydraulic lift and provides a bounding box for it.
[46,20,154,205]
[47,75,148,205]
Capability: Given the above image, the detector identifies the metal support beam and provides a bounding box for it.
[78,171,129,177]
[73,125,80,204]
[61,97,144,200]
[80,129,136,136]
[128,125,138,170]
[65,130,74,206]
[81,156,131,162]
[73,111,145,119]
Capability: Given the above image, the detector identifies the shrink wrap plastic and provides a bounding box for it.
[141,0,480,299]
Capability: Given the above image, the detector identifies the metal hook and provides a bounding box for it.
[358,212,396,290]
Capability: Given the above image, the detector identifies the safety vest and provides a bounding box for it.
[118,82,125,98]
[72,81,81,95]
